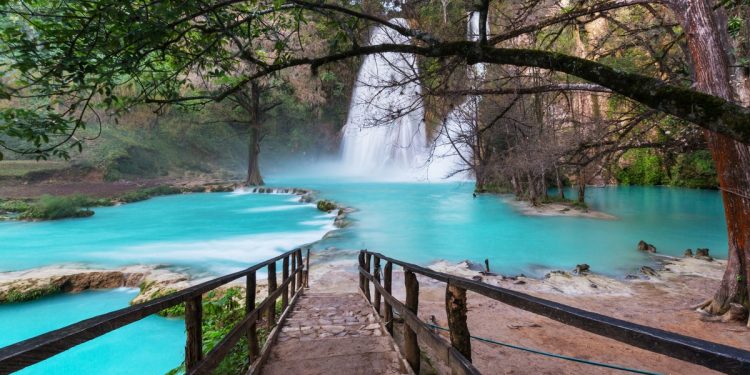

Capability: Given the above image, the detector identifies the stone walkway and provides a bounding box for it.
[259,292,412,375]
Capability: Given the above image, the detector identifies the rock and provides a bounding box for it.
[684,249,693,257]
[513,280,526,285]
[471,276,483,282]
[574,264,590,274]
[640,266,658,277]
[625,274,639,280]
[637,240,657,253]
[589,283,598,289]
[316,200,337,212]
[695,248,713,261]
[721,303,749,323]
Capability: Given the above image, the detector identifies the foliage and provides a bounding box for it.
[616,149,666,186]
[117,186,183,203]
[165,287,276,375]
[669,150,718,188]
[18,194,105,220]
[0,199,30,212]
[0,160,69,177]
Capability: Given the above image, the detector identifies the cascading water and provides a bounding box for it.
[340,18,427,178]
[428,12,487,180]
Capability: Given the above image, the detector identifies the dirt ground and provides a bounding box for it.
[309,257,750,375]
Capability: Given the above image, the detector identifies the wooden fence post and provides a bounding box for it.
[384,262,393,335]
[282,256,290,311]
[446,282,472,361]
[305,248,310,288]
[267,262,277,330]
[364,252,372,302]
[374,256,382,315]
[404,270,420,373]
[291,251,297,294]
[185,295,203,371]
[358,252,365,294]
[246,271,260,361]
[296,250,304,289]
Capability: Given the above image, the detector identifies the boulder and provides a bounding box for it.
[316,200,337,212]
[695,248,713,261]
[684,249,693,257]
[637,240,657,253]
[574,264,590,275]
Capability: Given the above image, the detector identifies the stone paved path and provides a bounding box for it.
[259,292,412,375]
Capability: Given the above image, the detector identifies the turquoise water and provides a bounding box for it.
[0,180,728,373]
[269,178,727,277]
[0,288,184,374]
[0,191,333,274]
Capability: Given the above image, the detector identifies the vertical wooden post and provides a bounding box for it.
[246,271,259,361]
[373,256,382,315]
[404,269,420,373]
[282,256,290,311]
[364,252,372,302]
[296,250,304,289]
[291,251,297,294]
[267,262,277,330]
[185,295,203,371]
[358,251,365,294]
[384,262,393,335]
[446,282,472,361]
[305,248,310,288]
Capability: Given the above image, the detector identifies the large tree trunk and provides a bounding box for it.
[246,125,264,186]
[667,0,750,316]
[246,82,264,186]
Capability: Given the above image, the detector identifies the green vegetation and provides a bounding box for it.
[541,195,588,210]
[0,160,69,178]
[18,195,105,220]
[2,285,61,303]
[165,288,281,375]
[669,150,718,188]
[1,185,194,221]
[117,186,183,204]
[616,149,667,186]
[615,149,718,188]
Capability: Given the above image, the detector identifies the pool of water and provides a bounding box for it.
[0,191,333,274]
[0,288,185,374]
[0,180,728,374]
[269,178,727,277]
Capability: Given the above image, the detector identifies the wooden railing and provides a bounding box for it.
[358,250,750,375]
[0,248,311,375]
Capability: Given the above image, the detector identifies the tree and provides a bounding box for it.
[2,0,750,319]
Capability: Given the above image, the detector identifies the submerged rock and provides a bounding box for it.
[637,240,657,253]
[574,264,590,275]
[695,248,713,261]
[316,200,337,213]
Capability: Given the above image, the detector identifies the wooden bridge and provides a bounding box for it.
[2,248,750,374]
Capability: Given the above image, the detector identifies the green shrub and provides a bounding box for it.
[19,195,97,220]
[669,150,718,188]
[616,149,666,185]
[0,200,31,213]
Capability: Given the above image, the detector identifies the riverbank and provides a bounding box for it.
[503,195,617,220]
[306,253,747,375]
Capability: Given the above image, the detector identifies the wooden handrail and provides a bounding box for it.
[359,250,750,375]
[0,248,309,374]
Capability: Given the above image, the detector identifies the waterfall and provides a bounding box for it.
[428,12,487,180]
[340,18,427,178]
